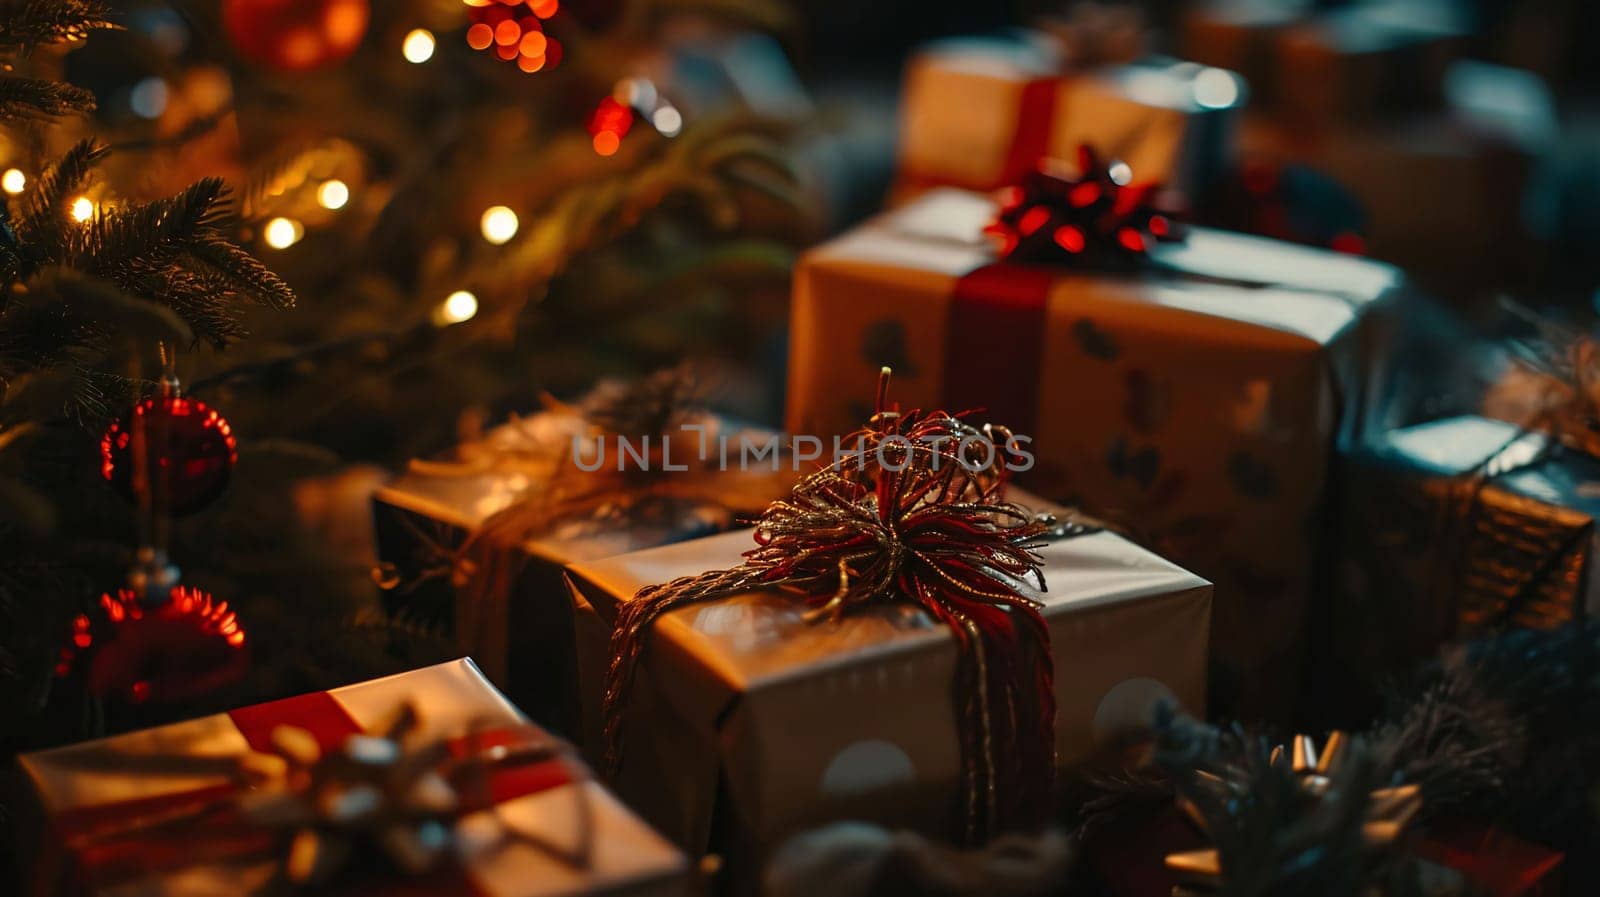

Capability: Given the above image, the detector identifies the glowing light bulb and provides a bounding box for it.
[70,196,95,222]
[317,179,350,210]
[435,290,478,325]
[2,169,25,194]
[402,28,435,63]
[480,205,519,244]
[263,217,302,249]
[1193,67,1241,109]
[651,105,682,137]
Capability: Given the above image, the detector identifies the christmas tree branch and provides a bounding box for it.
[0,0,120,53]
[17,138,108,258]
[0,75,94,120]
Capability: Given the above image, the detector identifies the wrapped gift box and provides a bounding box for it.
[372,411,793,735]
[1183,0,1466,127]
[11,659,688,897]
[1327,415,1600,716]
[788,187,1403,719]
[564,493,1211,893]
[895,33,1244,204]
[1252,59,1552,294]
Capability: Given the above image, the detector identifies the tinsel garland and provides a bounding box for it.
[602,372,1073,842]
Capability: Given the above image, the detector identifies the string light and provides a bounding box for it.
[434,290,478,325]
[70,197,95,222]
[464,1,560,72]
[1193,67,1241,109]
[651,105,682,137]
[402,28,435,63]
[1,169,25,194]
[317,179,350,210]
[263,217,303,249]
[129,77,169,119]
[480,206,518,244]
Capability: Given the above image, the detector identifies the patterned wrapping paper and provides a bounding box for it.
[893,34,1243,205]
[371,413,795,735]
[787,188,1404,720]
[11,659,688,897]
[562,491,1211,895]
[1327,415,1600,718]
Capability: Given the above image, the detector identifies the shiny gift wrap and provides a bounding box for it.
[1328,416,1600,715]
[788,188,1402,718]
[563,494,1210,894]
[894,34,1243,204]
[11,659,687,897]
[372,411,791,733]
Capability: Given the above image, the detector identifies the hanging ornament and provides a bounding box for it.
[101,394,237,517]
[221,0,371,74]
[985,144,1186,268]
[55,586,250,704]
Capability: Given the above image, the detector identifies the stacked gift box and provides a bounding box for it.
[1183,0,1557,293]
[14,7,1600,896]
[787,184,1407,720]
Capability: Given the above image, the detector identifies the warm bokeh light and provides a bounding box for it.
[519,31,546,57]
[480,205,519,244]
[494,20,520,46]
[402,28,435,64]
[530,0,558,18]
[264,217,302,249]
[317,179,350,210]
[2,169,25,195]
[593,130,620,156]
[517,53,545,73]
[466,23,493,50]
[70,197,95,222]
[435,290,479,325]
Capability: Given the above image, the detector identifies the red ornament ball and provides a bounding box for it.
[101,396,238,516]
[222,0,370,73]
[56,587,250,704]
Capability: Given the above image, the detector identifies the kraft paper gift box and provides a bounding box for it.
[563,494,1211,894]
[372,411,792,736]
[788,188,1406,719]
[10,658,688,897]
[1326,415,1600,718]
[1234,59,1552,294]
[1183,0,1466,127]
[895,34,1244,204]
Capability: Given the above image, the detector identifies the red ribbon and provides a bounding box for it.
[1414,821,1564,897]
[1003,78,1061,187]
[901,76,1060,194]
[50,690,576,896]
[943,264,1056,438]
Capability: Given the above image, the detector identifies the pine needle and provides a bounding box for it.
[0,76,95,120]
[18,138,108,257]
[0,1,120,52]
